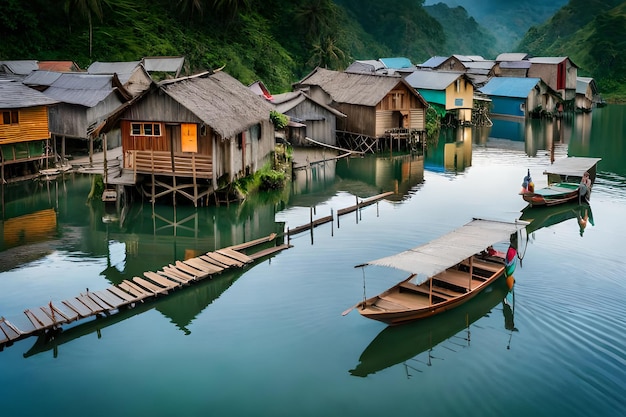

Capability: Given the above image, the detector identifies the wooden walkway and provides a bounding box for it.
[0,234,289,349]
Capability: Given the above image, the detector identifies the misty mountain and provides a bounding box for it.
[423,0,569,50]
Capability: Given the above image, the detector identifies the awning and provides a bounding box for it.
[544,157,601,177]
[357,218,528,286]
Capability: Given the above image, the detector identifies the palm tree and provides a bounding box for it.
[308,35,346,70]
[177,0,205,22]
[294,0,338,41]
[65,0,104,58]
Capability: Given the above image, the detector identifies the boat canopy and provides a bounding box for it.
[358,219,528,286]
[543,157,601,178]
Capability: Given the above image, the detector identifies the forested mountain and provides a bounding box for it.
[424,0,569,51]
[518,0,626,99]
[423,3,499,58]
[0,0,624,99]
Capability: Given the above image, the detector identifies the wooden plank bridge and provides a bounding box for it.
[0,234,289,349]
[1,190,396,352]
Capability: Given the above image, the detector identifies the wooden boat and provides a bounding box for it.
[350,275,511,377]
[520,157,601,207]
[348,218,527,325]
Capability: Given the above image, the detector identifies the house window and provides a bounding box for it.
[1,111,18,125]
[130,122,162,136]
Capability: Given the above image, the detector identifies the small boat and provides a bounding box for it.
[350,276,511,377]
[520,157,601,207]
[347,218,527,325]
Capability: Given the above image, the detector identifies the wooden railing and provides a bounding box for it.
[126,150,212,179]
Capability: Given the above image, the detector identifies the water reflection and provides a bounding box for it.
[349,277,512,378]
[24,267,247,358]
[425,126,472,174]
[520,202,594,237]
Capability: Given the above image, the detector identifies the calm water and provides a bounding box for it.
[1,106,625,417]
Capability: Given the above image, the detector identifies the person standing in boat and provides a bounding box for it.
[579,171,592,203]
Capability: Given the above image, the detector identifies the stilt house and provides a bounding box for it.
[0,79,59,182]
[95,70,275,206]
[294,67,428,151]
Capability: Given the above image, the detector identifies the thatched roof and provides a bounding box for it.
[160,71,273,139]
[296,67,425,107]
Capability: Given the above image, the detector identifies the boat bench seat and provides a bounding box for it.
[400,281,451,301]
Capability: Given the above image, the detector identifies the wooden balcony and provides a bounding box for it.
[126,150,212,179]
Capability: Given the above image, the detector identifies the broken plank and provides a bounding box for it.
[62,298,93,318]
[106,286,139,303]
[216,247,253,264]
[175,261,210,279]
[184,258,222,274]
[204,251,243,267]
[0,318,22,340]
[119,281,152,299]
[92,290,127,309]
[199,255,229,268]
[162,266,195,283]
[76,294,107,313]
[227,233,277,251]
[25,309,54,330]
[132,277,168,295]
[144,271,180,289]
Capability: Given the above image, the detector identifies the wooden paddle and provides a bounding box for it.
[341,303,360,316]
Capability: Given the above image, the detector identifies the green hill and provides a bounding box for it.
[518,0,626,100]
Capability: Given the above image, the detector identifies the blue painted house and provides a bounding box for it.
[478,77,561,118]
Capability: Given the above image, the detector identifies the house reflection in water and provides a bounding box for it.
[425,126,472,175]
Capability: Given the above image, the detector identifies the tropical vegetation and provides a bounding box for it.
[0,0,625,99]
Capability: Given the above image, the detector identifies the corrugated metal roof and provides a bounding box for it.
[143,56,185,73]
[38,61,81,72]
[379,57,413,69]
[499,61,531,69]
[361,218,527,286]
[23,70,63,87]
[42,73,117,107]
[496,53,529,62]
[544,157,601,177]
[345,60,384,74]
[478,77,541,99]
[160,71,273,139]
[0,79,59,108]
[419,56,447,68]
[528,57,568,65]
[87,61,142,84]
[297,67,423,107]
[0,60,38,75]
[405,70,465,90]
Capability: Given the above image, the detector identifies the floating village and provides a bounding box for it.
[0,52,605,350]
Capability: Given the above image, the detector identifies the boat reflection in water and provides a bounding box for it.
[350,276,514,378]
[520,201,594,237]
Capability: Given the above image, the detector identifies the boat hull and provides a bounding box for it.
[358,257,505,325]
[521,182,584,207]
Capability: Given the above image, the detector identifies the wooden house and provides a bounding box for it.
[528,57,578,102]
[576,77,603,112]
[0,79,59,182]
[87,61,152,97]
[345,57,415,76]
[34,72,132,159]
[294,67,428,151]
[95,70,275,206]
[478,77,561,118]
[270,90,346,147]
[404,70,474,124]
[418,55,494,88]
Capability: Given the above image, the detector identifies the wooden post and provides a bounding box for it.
[103,134,108,185]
